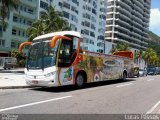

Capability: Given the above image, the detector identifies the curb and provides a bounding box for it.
[0,71,24,73]
[0,86,34,89]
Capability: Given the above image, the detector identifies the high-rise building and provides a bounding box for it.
[105,0,151,53]
[0,0,107,57]
[0,0,38,57]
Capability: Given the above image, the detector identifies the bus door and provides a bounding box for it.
[58,36,79,85]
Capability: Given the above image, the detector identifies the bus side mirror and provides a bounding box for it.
[19,42,32,53]
[50,35,72,48]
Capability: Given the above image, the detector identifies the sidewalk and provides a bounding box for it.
[0,68,31,89]
[0,67,24,73]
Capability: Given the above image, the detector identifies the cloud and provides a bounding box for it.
[149,8,160,36]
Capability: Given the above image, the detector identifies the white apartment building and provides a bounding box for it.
[36,0,107,52]
[105,0,151,54]
[0,0,38,57]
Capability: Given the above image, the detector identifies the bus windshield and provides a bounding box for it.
[27,40,59,69]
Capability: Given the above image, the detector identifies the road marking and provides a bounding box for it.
[0,95,72,112]
[116,83,133,88]
[147,79,155,82]
[147,101,160,114]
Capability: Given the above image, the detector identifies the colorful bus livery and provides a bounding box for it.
[19,31,134,87]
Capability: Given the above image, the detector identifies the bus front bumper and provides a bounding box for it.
[25,75,57,87]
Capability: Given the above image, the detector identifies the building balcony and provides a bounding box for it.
[114,37,129,43]
[142,36,149,42]
[117,6,131,17]
[16,11,36,20]
[132,10,143,19]
[12,22,30,30]
[117,0,132,11]
[133,0,144,10]
[130,36,142,44]
[117,12,130,21]
[11,34,28,42]
[131,15,143,25]
[132,20,144,30]
[116,19,130,29]
[114,31,131,39]
[144,2,151,9]
[132,26,143,35]
[131,31,142,39]
[133,4,144,15]
[23,0,37,8]
[115,25,130,33]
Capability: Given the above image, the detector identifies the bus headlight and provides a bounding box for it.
[45,72,56,77]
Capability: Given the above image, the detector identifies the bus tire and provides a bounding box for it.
[122,71,127,81]
[76,73,84,87]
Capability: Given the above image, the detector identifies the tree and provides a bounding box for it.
[134,50,145,64]
[144,48,158,67]
[0,0,20,28]
[40,6,70,32]
[27,20,47,41]
[27,6,70,41]
[110,42,131,53]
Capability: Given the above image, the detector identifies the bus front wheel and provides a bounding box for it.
[76,73,84,87]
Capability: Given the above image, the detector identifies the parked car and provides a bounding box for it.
[156,68,160,74]
[147,68,156,75]
[0,57,17,70]
[155,67,160,75]
[139,69,147,76]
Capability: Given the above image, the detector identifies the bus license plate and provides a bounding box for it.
[32,80,38,84]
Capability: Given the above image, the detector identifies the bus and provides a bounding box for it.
[19,31,134,87]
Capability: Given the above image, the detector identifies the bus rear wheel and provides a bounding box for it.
[76,73,84,87]
[122,72,127,81]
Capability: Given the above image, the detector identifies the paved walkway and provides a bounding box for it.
[0,68,31,89]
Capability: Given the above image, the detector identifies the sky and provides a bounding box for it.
[149,0,160,36]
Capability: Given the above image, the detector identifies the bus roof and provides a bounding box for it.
[33,31,82,41]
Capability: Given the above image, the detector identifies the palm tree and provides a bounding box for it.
[0,0,20,28]
[134,50,145,64]
[144,48,157,66]
[27,20,46,41]
[40,6,70,32]
[110,42,131,53]
[27,6,70,41]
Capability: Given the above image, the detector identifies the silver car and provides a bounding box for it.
[139,69,147,77]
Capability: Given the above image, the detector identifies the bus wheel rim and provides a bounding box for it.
[77,75,83,86]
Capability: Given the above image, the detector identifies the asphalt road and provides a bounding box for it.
[0,75,160,115]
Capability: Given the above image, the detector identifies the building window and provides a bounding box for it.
[0,26,2,32]
[40,1,48,10]
[18,31,21,36]
[22,31,25,37]
[13,16,18,22]
[23,19,26,24]
[19,18,22,23]
[92,8,96,15]
[63,11,70,19]
[59,2,63,7]
[11,41,16,48]
[72,0,79,6]
[28,9,33,14]
[24,7,26,11]
[90,31,95,37]
[12,29,17,35]
[0,39,5,46]
[27,21,32,25]
[63,2,70,9]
